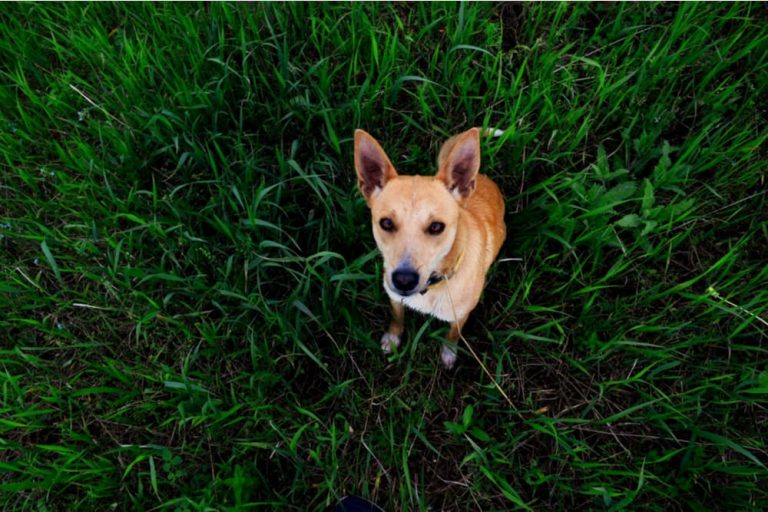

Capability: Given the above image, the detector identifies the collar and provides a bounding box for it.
[420,250,464,295]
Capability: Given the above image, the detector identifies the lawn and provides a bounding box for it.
[1,2,767,510]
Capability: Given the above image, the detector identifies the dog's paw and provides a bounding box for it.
[440,344,457,369]
[380,332,401,354]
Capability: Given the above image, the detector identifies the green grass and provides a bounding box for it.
[1,2,767,510]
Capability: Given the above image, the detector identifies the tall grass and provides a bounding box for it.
[1,3,766,510]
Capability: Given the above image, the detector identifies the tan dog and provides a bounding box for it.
[354,128,506,368]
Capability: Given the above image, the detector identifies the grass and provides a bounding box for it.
[1,2,767,510]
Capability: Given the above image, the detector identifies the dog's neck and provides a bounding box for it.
[441,236,465,277]
[444,209,470,273]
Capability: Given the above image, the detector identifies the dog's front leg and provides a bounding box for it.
[381,299,405,353]
[441,316,467,369]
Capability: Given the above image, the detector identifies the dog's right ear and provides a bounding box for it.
[354,129,397,204]
[436,128,481,200]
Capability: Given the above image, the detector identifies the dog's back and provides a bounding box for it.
[465,173,506,267]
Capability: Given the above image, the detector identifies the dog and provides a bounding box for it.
[354,127,506,368]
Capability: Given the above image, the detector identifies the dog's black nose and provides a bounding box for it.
[392,269,419,294]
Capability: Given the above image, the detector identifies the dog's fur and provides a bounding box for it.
[354,128,506,368]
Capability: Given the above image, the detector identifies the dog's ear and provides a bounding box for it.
[436,128,481,200]
[354,129,397,203]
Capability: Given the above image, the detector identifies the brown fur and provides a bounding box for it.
[354,128,506,368]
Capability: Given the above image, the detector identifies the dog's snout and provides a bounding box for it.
[392,269,419,294]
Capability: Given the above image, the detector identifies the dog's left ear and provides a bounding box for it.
[436,128,481,200]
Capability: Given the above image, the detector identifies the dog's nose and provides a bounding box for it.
[392,269,419,294]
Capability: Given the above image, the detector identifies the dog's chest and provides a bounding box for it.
[385,286,462,323]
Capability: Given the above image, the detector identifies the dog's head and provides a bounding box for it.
[354,128,481,297]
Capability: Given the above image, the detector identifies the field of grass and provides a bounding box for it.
[1,2,767,510]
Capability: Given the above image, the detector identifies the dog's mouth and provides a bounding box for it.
[386,282,417,298]
[384,278,419,298]
[417,272,443,295]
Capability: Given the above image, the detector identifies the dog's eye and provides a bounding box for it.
[428,221,445,235]
[379,217,395,231]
